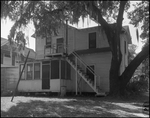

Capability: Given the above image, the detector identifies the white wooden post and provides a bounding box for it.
[75,56,78,95]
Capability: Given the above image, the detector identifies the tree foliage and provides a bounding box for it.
[128,1,149,40]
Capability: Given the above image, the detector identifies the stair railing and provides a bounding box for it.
[44,43,66,55]
[70,51,100,90]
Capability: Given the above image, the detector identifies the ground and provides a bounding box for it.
[1,93,149,117]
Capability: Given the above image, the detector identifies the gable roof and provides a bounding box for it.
[1,37,8,46]
[1,37,36,59]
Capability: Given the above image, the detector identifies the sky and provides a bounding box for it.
[1,1,144,53]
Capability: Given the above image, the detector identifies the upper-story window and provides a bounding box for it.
[89,32,96,49]
[46,36,51,46]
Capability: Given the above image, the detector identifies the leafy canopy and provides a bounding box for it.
[1,1,131,40]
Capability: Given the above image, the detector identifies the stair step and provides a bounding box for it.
[95,92,106,97]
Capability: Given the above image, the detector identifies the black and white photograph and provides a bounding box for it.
[1,1,149,117]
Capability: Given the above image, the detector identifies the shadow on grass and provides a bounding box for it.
[1,95,149,117]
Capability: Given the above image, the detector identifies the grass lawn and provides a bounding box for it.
[1,94,149,117]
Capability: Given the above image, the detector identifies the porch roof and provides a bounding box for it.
[75,47,111,55]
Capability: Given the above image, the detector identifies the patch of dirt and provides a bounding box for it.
[1,95,149,117]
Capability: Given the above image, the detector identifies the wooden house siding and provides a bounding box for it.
[1,67,19,93]
[74,27,109,51]
[69,52,112,92]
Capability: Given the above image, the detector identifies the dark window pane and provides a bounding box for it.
[27,64,33,80]
[35,63,40,71]
[34,63,40,79]
[89,32,96,49]
[34,71,40,80]
[51,60,59,79]
[46,37,51,45]
[5,53,11,57]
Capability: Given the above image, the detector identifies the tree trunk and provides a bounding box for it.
[119,44,149,96]
[109,57,120,96]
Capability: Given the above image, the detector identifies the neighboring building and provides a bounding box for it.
[18,24,132,96]
[1,37,36,94]
[1,37,36,67]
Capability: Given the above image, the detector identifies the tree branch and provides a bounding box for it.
[117,1,128,30]
[120,44,149,88]
[90,2,110,29]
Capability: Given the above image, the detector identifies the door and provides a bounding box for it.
[86,65,94,82]
[56,38,64,53]
[42,64,50,89]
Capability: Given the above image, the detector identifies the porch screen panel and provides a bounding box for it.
[34,63,40,79]
[51,60,59,79]
[61,60,65,79]
[67,62,71,80]
[27,64,33,80]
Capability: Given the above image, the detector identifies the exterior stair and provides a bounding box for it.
[66,56,106,96]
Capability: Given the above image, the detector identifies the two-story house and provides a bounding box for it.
[1,37,36,67]
[18,24,131,96]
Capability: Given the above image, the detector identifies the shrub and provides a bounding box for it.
[126,74,149,95]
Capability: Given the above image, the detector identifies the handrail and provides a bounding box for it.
[72,51,99,77]
[45,43,66,54]
[71,51,97,78]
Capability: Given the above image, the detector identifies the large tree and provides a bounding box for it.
[1,1,149,96]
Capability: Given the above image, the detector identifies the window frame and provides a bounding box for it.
[89,32,96,49]
[46,36,52,45]
[34,63,41,80]
[26,63,33,80]
[20,64,26,80]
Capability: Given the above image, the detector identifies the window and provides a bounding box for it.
[46,36,51,45]
[124,41,126,54]
[20,64,25,80]
[1,54,3,64]
[89,32,96,49]
[27,64,33,80]
[5,53,11,58]
[34,63,40,79]
[51,60,59,79]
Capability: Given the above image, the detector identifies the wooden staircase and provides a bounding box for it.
[66,52,106,96]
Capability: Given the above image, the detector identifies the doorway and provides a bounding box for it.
[42,64,50,89]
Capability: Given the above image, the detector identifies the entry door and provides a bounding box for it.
[42,65,50,89]
[56,38,64,53]
[86,65,94,81]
